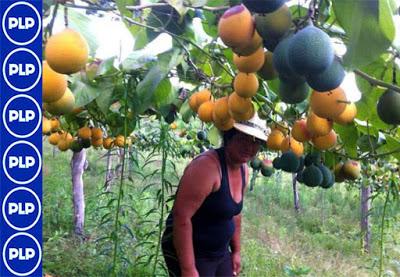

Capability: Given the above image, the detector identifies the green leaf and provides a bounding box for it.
[378,135,400,161]
[69,75,101,107]
[179,100,194,123]
[184,0,207,8]
[152,79,177,108]
[97,56,117,76]
[121,50,158,71]
[95,80,115,114]
[166,0,189,17]
[333,0,395,68]
[208,125,221,146]
[68,9,99,56]
[334,123,358,158]
[136,66,165,114]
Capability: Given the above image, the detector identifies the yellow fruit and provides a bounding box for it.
[213,96,231,123]
[91,137,103,147]
[91,127,103,139]
[44,87,75,115]
[189,89,212,112]
[50,118,60,132]
[78,126,92,140]
[57,132,73,151]
[266,129,285,150]
[333,102,357,125]
[312,130,337,150]
[45,28,89,74]
[228,92,253,115]
[198,101,215,123]
[170,122,177,130]
[48,132,61,145]
[310,88,347,119]
[42,117,52,134]
[291,119,311,142]
[232,30,263,56]
[233,47,265,73]
[271,122,289,136]
[281,136,304,157]
[234,73,259,98]
[114,135,126,148]
[103,137,114,149]
[214,117,235,131]
[42,61,67,103]
[218,5,254,49]
[342,160,361,180]
[230,105,255,121]
[306,111,333,137]
[189,93,198,112]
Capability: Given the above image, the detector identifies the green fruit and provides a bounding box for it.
[81,138,91,149]
[258,51,278,81]
[318,164,332,188]
[280,151,300,173]
[250,157,262,170]
[296,155,305,172]
[273,156,282,169]
[70,140,83,152]
[197,130,207,141]
[278,79,310,104]
[288,26,334,75]
[303,164,323,187]
[334,162,346,183]
[306,58,345,91]
[304,152,321,167]
[321,171,335,189]
[146,5,187,41]
[377,89,400,125]
[242,0,286,13]
[261,159,274,177]
[255,4,292,40]
[296,171,304,183]
[273,36,304,81]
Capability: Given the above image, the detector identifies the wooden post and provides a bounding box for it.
[71,149,86,236]
[292,173,300,213]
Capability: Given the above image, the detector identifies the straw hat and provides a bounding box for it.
[233,113,270,141]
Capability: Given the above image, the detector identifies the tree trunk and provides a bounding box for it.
[71,149,86,236]
[361,184,371,253]
[292,173,300,213]
[104,150,114,191]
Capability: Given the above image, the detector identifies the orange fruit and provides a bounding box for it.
[42,61,67,103]
[291,119,311,142]
[228,92,253,115]
[78,126,91,139]
[91,127,103,139]
[312,130,337,150]
[233,47,265,73]
[234,72,259,98]
[306,111,333,137]
[310,87,347,119]
[281,136,304,157]
[198,101,215,122]
[333,102,357,125]
[266,129,285,150]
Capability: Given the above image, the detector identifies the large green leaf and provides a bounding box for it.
[95,80,116,114]
[378,134,400,161]
[334,123,359,158]
[70,76,101,107]
[333,0,395,68]
[152,79,177,108]
[121,50,158,71]
[68,9,99,56]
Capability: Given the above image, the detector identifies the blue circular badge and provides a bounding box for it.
[2,48,41,92]
[3,141,42,185]
[2,1,41,45]
[3,95,41,138]
[2,187,41,231]
[2,232,41,276]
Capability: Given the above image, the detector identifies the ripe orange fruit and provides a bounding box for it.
[266,129,285,150]
[281,136,304,157]
[42,117,52,134]
[306,111,333,137]
[310,87,347,119]
[312,130,337,150]
[198,101,215,122]
[213,96,231,123]
[44,87,75,115]
[78,126,92,140]
[234,72,259,98]
[50,118,60,132]
[189,89,212,112]
[91,137,103,147]
[48,132,61,145]
[91,127,103,139]
[114,135,126,148]
[214,117,235,131]
[42,61,67,103]
[232,30,263,56]
[45,28,89,74]
[230,105,255,121]
[228,92,253,115]
[333,102,357,125]
[291,119,311,142]
[103,137,114,149]
[233,47,265,73]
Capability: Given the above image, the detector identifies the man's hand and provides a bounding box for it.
[231,251,241,276]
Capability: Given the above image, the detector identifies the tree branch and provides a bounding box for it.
[126,3,228,12]
[354,69,400,93]
[64,3,116,11]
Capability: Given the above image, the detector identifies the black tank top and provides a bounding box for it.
[165,147,246,258]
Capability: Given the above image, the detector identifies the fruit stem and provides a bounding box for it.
[64,5,69,27]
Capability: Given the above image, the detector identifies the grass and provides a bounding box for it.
[43,143,398,276]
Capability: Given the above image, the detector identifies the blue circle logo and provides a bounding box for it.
[2,48,41,92]
[3,141,42,185]
[2,1,41,45]
[3,95,41,138]
[2,232,41,276]
[2,187,41,231]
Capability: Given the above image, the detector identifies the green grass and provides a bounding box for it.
[43,143,398,276]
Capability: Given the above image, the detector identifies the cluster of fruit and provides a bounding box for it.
[250,157,274,177]
[42,28,88,115]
